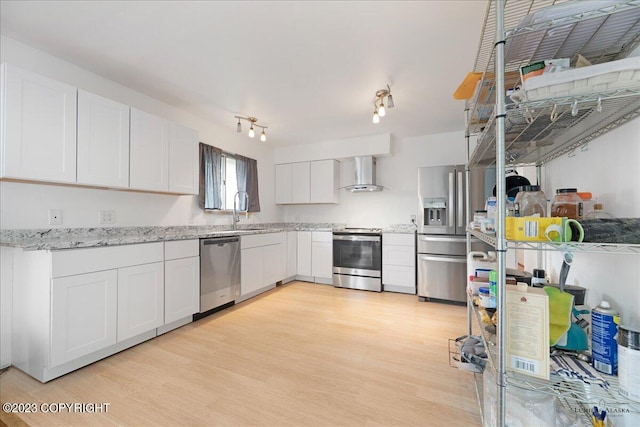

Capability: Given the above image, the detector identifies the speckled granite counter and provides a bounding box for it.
[0,223,347,251]
[383,224,418,233]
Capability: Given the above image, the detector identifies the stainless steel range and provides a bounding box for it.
[332,228,382,292]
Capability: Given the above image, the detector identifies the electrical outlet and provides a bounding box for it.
[49,209,63,225]
[99,210,116,225]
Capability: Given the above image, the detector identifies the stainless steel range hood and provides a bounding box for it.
[343,156,385,192]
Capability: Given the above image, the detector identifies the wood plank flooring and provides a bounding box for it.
[0,281,481,426]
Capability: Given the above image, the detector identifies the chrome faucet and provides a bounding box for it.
[232,191,249,230]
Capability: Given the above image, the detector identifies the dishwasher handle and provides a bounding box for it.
[202,237,239,246]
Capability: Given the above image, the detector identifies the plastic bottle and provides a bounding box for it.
[591,301,620,375]
[585,203,613,219]
[550,188,583,219]
[514,185,546,217]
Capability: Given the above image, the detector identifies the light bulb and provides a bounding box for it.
[248,125,255,138]
[378,102,386,117]
[260,130,266,142]
[387,94,394,108]
[236,119,242,133]
[372,110,380,124]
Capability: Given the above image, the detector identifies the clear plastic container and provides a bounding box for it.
[578,191,594,218]
[514,185,546,217]
[550,188,583,219]
[586,203,613,219]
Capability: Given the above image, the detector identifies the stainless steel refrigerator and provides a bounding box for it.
[417,165,494,303]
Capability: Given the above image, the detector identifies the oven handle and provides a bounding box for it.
[333,235,381,242]
[418,254,466,264]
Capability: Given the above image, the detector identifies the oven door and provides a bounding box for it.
[332,234,381,277]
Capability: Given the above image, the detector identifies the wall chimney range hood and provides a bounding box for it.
[343,156,385,192]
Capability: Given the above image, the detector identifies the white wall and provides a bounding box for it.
[0,36,279,229]
[541,118,640,328]
[281,131,467,227]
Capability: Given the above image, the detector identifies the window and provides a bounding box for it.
[199,143,261,212]
[222,154,237,211]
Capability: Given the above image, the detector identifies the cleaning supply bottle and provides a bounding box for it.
[591,301,620,374]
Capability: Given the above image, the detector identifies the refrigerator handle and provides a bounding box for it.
[457,171,464,228]
[448,172,455,228]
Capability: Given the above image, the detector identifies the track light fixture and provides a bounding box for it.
[234,115,268,142]
[372,84,394,124]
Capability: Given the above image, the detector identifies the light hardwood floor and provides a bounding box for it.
[0,281,481,427]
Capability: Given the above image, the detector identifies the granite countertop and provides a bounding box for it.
[0,223,346,251]
[0,222,417,250]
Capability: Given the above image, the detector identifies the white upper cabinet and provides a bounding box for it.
[130,108,170,192]
[0,63,77,183]
[291,162,311,203]
[275,163,293,204]
[275,160,338,204]
[310,160,339,204]
[168,122,199,195]
[77,90,130,188]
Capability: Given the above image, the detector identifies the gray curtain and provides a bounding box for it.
[199,143,223,210]
[236,154,261,212]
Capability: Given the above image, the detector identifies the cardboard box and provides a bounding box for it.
[505,216,563,241]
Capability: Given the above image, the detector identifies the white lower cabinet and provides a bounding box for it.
[241,246,264,296]
[295,231,333,283]
[11,240,200,383]
[51,270,117,367]
[311,231,333,281]
[285,231,297,280]
[117,262,164,342]
[382,233,416,294]
[163,240,199,327]
[240,232,286,300]
[297,231,312,277]
[164,256,199,324]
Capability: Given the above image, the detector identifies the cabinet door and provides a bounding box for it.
[165,256,199,324]
[312,241,333,279]
[297,231,312,276]
[51,270,117,367]
[291,162,310,203]
[1,64,77,183]
[275,163,292,204]
[168,123,198,195]
[263,243,285,285]
[117,262,164,341]
[77,90,130,188]
[241,246,263,296]
[383,245,416,267]
[130,108,169,192]
[310,160,339,203]
[286,231,297,278]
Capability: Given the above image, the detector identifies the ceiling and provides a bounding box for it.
[0,0,488,146]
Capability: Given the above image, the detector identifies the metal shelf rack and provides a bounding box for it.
[468,228,640,255]
[463,1,640,426]
[469,300,639,425]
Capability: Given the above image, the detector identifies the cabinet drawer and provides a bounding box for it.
[165,239,199,260]
[382,265,415,287]
[241,232,285,249]
[383,245,415,267]
[52,242,163,278]
[311,231,332,243]
[383,233,415,246]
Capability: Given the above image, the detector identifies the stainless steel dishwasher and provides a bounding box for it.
[198,236,241,316]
